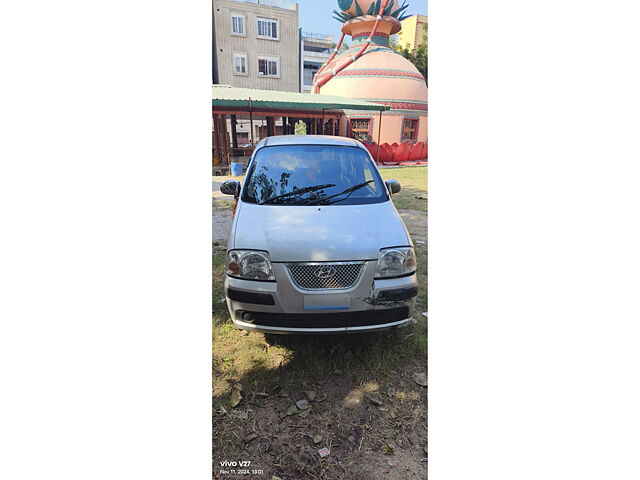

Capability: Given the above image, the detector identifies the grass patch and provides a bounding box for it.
[379,166,428,211]
[212,198,236,210]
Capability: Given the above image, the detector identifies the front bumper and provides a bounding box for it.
[223,261,418,334]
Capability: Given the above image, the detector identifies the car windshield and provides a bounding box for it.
[241,145,388,206]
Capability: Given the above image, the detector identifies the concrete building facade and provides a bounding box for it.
[300,31,334,93]
[212,0,300,92]
[398,14,427,52]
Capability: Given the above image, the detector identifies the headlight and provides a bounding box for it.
[225,250,275,281]
[375,247,416,279]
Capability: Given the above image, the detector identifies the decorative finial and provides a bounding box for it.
[333,0,411,24]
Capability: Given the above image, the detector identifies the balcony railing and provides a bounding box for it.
[302,31,334,42]
[303,50,332,59]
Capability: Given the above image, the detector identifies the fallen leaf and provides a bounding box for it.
[296,399,310,410]
[271,477,283,480]
[412,372,427,387]
[382,443,395,455]
[304,390,316,402]
[286,404,298,416]
[313,434,323,444]
[230,385,243,408]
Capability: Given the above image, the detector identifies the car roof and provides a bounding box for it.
[257,135,362,148]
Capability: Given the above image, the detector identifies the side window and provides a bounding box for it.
[257,56,279,77]
[231,14,245,36]
[402,118,419,141]
[233,53,247,75]
[349,118,371,144]
[257,18,278,40]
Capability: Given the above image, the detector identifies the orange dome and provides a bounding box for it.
[318,47,427,106]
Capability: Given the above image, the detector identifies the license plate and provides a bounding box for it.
[303,294,350,310]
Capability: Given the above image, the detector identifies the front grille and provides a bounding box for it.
[286,262,364,290]
[242,307,410,328]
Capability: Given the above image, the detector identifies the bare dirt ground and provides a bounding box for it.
[213,177,427,480]
[213,364,427,480]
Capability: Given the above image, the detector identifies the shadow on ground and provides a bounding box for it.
[212,316,427,480]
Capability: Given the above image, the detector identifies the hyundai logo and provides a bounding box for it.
[314,266,337,279]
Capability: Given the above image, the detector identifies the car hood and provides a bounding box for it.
[231,201,412,262]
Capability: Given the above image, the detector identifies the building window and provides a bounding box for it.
[257,17,278,40]
[231,13,245,36]
[257,56,279,77]
[303,63,320,87]
[402,118,419,141]
[350,118,371,143]
[233,53,247,75]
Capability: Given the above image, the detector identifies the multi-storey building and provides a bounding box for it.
[398,14,427,52]
[300,31,334,93]
[212,0,300,92]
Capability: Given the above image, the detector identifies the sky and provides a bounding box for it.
[297,0,427,43]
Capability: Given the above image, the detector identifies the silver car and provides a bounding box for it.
[219,135,418,334]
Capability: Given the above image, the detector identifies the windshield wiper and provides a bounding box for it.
[259,184,335,205]
[306,180,375,206]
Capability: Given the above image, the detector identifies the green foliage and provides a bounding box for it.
[337,40,351,53]
[294,120,307,135]
[392,43,428,85]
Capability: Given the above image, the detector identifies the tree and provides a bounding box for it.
[294,120,307,135]
[390,31,428,85]
[337,40,351,54]
[392,43,427,85]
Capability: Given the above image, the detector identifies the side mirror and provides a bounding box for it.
[220,180,241,197]
[385,180,401,194]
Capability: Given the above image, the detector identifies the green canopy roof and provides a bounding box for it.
[212,85,389,111]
